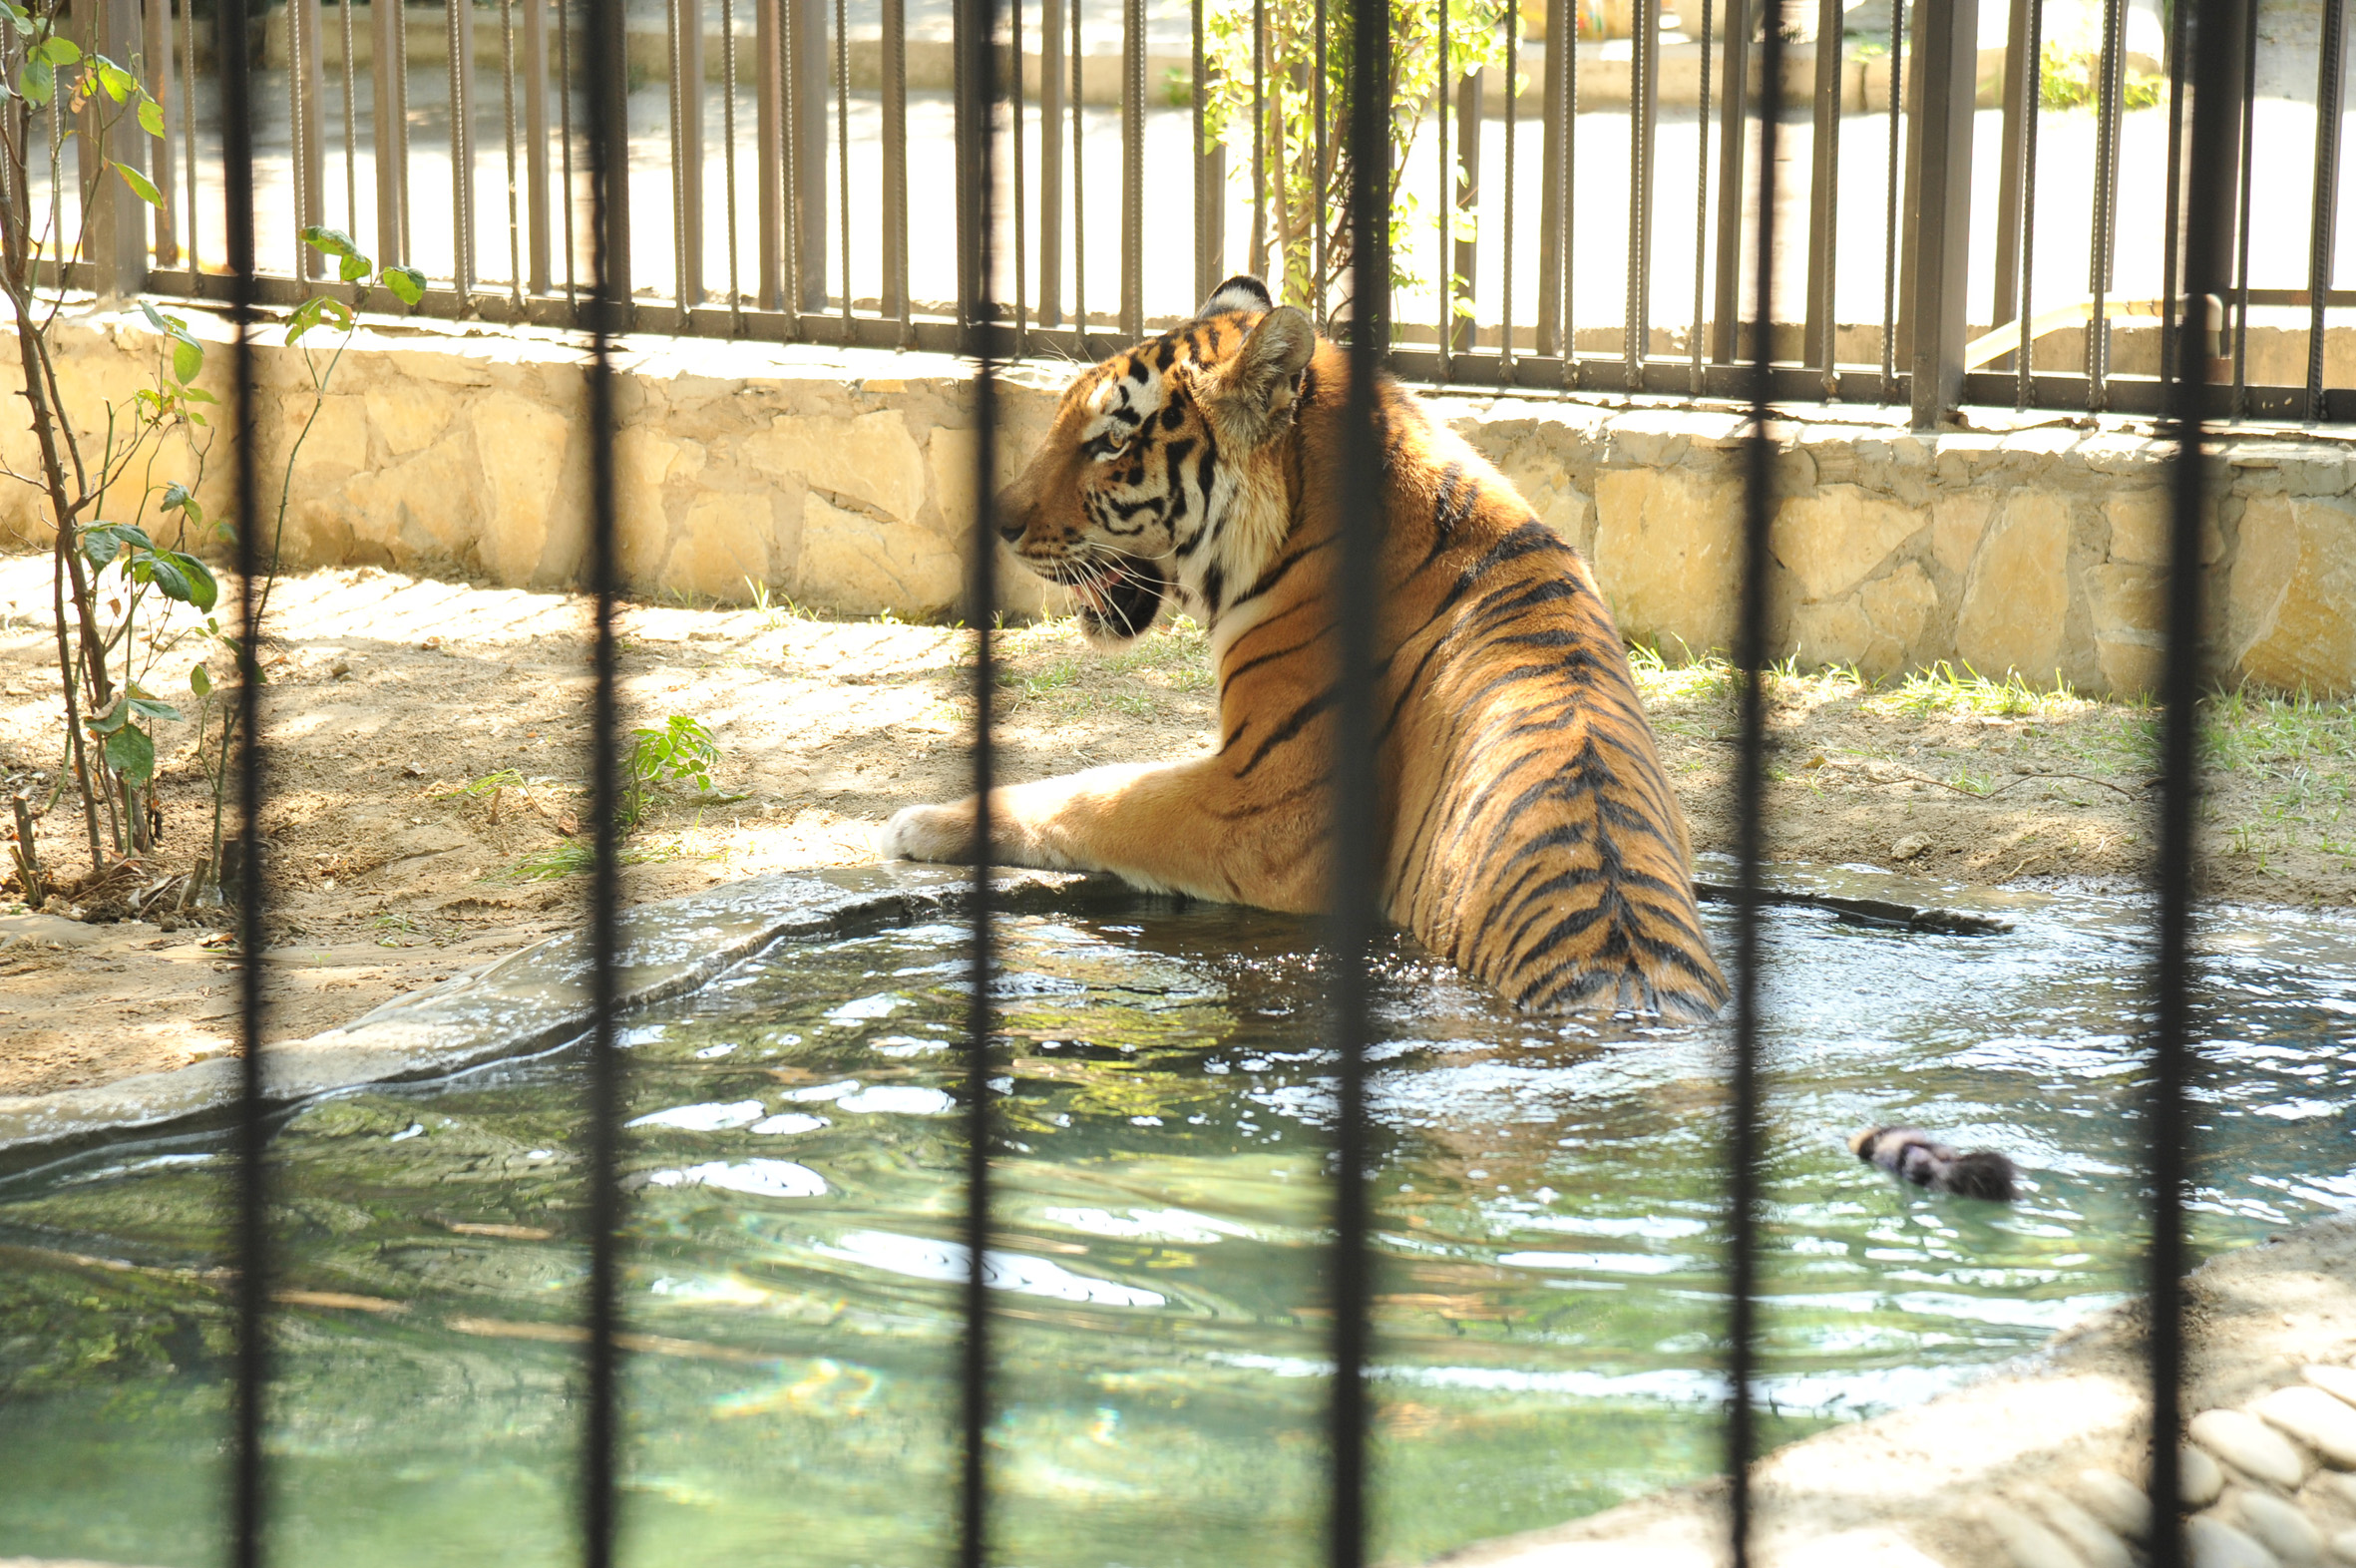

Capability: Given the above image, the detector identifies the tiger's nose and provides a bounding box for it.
[994,488,1028,545]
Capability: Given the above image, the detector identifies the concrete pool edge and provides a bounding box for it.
[0,864,1083,1156]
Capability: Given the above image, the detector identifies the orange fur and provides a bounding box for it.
[883,277,1728,1019]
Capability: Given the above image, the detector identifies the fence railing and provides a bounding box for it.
[33,0,2347,425]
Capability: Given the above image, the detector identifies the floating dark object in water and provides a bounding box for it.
[1691,881,2014,936]
[1849,1125,2020,1201]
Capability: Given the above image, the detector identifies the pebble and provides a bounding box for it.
[2187,1445,2232,1507]
[2074,1467,2153,1539]
[1985,1500,2088,1568]
[2022,1484,2134,1568]
[2331,1528,2356,1565]
[2190,1514,2286,1568]
[2257,1386,2356,1469]
[2236,1490,2326,1564]
[2321,1473,2356,1512]
[2306,1366,2356,1411]
[2196,1407,2312,1489]
[1891,834,1929,861]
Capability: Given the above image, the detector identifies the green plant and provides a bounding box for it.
[620,715,721,832]
[434,768,529,801]
[1200,0,1517,322]
[2038,41,2164,112]
[745,577,818,629]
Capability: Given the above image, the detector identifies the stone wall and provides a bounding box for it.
[5,305,2352,696]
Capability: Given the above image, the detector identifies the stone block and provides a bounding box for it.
[281,392,370,481]
[614,427,693,588]
[2106,490,2223,566]
[664,491,778,601]
[749,409,929,525]
[339,438,483,570]
[1791,563,1935,676]
[364,382,455,456]
[1931,494,1992,578]
[1957,492,2070,681]
[2088,563,2165,638]
[473,390,576,587]
[2230,493,2356,695]
[1591,466,1743,654]
[1774,484,1926,602]
[794,491,963,617]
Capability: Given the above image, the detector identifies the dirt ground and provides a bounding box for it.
[4,553,2353,1100]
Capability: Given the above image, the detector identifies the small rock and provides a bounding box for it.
[2022,1483,2133,1568]
[2304,1367,2356,1411]
[2075,1467,2152,1539]
[2320,1473,2356,1512]
[2329,1526,2356,1565]
[2190,1514,2286,1568]
[2186,1445,2231,1508]
[330,657,351,678]
[1891,833,1929,861]
[2256,1386,2356,1468]
[2236,1491,2325,1564]
[2196,1407,2310,1489]
[1985,1501,2085,1568]
[401,763,425,778]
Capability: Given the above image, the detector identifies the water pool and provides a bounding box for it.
[4,866,2354,1567]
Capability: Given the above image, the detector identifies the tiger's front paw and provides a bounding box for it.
[880,801,977,864]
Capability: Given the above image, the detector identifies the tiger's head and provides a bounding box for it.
[994,275,1318,647]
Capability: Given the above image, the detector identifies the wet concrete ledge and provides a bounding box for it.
[0,863,1080,1157]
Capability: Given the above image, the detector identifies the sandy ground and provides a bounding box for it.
[3,553,2352,1100]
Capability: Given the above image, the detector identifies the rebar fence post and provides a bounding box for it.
[1625,0,1657,384]
[450,0,480,303]
[1710,0,1750,362]
[791,0,826,314]
[1803,0,1843,389]
[291,0,328,277]
[144,0,177,268]
[79,0,149,298]
[1121,0,1144,339]
[1535,0,1566,358]
[670,0,707,321]
[883,0,910,330]
[2308,0,2347,422]
[1898,0,1975,429]
[525,0,553,294]
[375,0,413,267]
[1192,0,1223,308]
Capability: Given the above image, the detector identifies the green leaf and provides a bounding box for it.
[161,551,216,610]
[180,386,217,406]
[171,332,201,386]
[105,723,154,783]
[136,551,193,602]
[80,521,155,567]
[95,59,133,103]
[159,481,194,513]
[127,693,183,722]
[113,161,162,207]
[381,265,426,306]
[18,58,53,106]
[87,699,129,735]
[138,299,178,336]
[33,34,80,65]
[136,94,162,137]
[339,250,370,283]
[189,662,211,698]
[0,5,35,38]
[301,224,360,259]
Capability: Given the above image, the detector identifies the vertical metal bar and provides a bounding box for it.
[834,0,850,332]
[1563,0,1578,381]
[292,0,327,276]
[147,0,178,267]
[1043,0,1066,320]
[1069,0,1086,350]
[1015,0,1028,350]
[1251,0,1266,276]
[563,0,581,300]
[1729,0,1783,1558]
[1536,0,1564,356]
[1503,0,1520,372]
[1332,0,1387,1560]
[2310,0,2346,421]
[527,0,554,294]
[221,0,267,1552]
[2229,0,2256,410]
[1120,0,1143,336]
[757,0,782,307]
[181,0,197,275]
[1313,0,1326,322]
[1626,0,1656,384]
[1190,0,1216,305]
[1692,0,1714,392]
[1804,0,1843,385]
[2152,2,2247,1564]
[82,0,149,295]
[792,0,827,314]
[955,14,1001,1568]
[1877,0,1903,402]
[339,0,360,239]
[1990,0,2033,358]
[1900,0,1977,429]
[1456,60,1482,354]
[2085,0,2124,410]
[2014,0,2041,409]
[580,0,627,1553]
[884,0,909,322]
[725,0,743,322]
[672,0,708,317]
[503,0,525,302]
[377,0,413,267]
[2157,0,2189,392]
[1437,0,1450,374]
[1710,0,1751,361]
[451,0,479,299]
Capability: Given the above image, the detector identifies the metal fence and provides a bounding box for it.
[32,0,2344,427]
[167,0,2238,1556]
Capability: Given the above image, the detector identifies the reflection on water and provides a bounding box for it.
[3,870,2354,1567]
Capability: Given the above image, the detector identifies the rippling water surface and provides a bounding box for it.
[5,867,2354,1566]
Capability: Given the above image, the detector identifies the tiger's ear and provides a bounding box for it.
[1197,274,1274,319]
[1194,303,1315,449]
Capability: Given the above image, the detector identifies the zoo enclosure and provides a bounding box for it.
[39,0,2356,426]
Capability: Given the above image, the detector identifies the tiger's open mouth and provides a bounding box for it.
[1066,557,1168,644]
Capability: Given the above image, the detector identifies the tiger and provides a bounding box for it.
[881,275,1728,1020]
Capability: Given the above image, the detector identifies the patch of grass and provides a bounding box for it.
[746,578,823,629]
[432,768,527,801]
[500,836,692,882]
[1870,661,2088,720]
